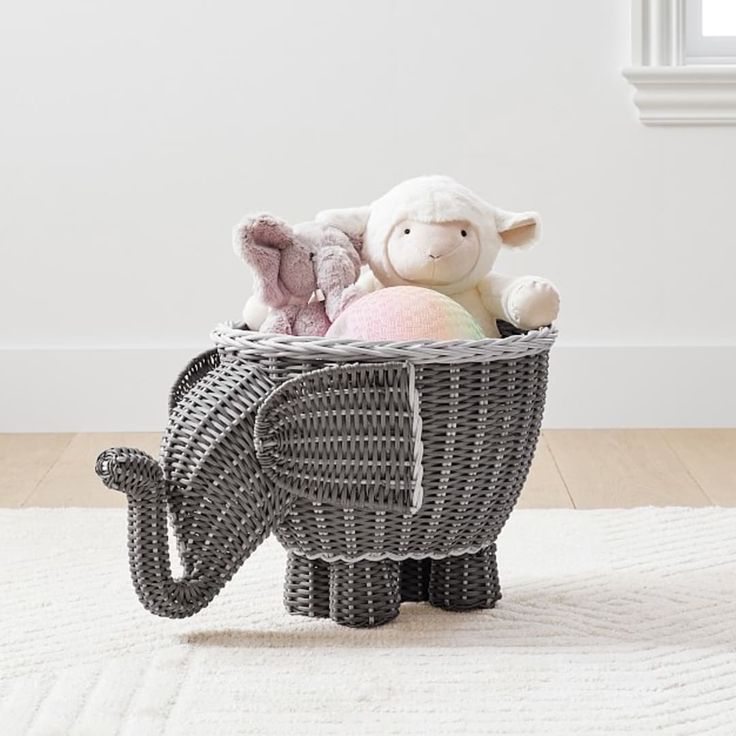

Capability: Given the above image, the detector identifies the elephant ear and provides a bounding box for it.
[315,206,371,256]
[233,213,295,307]
[254,362,424,514]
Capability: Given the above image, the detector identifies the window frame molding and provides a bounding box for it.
[623,0,736,125]
[686,0,736,64]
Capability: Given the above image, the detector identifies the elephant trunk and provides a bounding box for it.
[96,447,280,618]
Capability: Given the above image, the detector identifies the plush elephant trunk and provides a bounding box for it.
[96,443,286,619]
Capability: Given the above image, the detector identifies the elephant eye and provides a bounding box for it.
[461,229,467,237]
[309,252,315,260]
[403,228,411,235]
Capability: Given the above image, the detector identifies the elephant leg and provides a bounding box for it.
[400,558,431,602]
[329,559,401,628]
[429,545,501,611]
[284,553,330,618]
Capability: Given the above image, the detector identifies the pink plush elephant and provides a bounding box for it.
[233,214,363,336]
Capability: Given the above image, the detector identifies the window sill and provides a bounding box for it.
[623,65,736,125]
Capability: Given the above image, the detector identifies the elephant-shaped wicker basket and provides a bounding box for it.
[96,321,556,627]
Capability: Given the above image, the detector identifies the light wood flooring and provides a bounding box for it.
[1,430,734,509]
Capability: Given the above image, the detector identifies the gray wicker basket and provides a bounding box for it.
[96,321,556,627]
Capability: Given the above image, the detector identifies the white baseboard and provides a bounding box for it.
[544,345,735,428]
[1,347,200,433]
[1,345,734,431]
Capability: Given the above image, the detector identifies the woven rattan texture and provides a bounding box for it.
[428,545,501,610]
[96,323,554,621]
[262,352,549,561]
[329,558,402,627]
[168,348,221,413]
[212,322,555,364]
[283,547,500,622]
[284,553,331,618]
[399,558,432,602]
[255,362,423,513]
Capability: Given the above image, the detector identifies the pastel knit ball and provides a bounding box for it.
[326,286,485,341]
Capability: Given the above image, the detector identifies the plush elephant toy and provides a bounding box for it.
[316,175,560,338]
[234,214,362,336]
[95,320,551,627]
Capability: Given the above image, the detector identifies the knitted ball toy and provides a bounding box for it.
[326,286,485,341]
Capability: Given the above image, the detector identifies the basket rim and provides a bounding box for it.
[211,321,557,364]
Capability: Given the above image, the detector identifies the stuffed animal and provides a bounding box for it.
[316,175,560,338]
[233,214,362,336]
[326,286,484,341]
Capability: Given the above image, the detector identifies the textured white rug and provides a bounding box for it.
[1,508,735,735]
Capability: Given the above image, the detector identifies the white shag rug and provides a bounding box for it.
[1,508,735,736]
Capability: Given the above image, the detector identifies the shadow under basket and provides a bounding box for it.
[95,320,557,627]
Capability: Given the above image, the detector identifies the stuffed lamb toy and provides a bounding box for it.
[316,175,559,338]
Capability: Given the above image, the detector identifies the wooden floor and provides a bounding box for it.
[1,430,734,509]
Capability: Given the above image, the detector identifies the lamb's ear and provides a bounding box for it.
[495,208,541,248]
[316,206,371,255]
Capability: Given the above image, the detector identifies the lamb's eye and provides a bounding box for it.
[461,229,467,237]
[403,228,411,235]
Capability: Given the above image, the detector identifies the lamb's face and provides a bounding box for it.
[386,220,484,287]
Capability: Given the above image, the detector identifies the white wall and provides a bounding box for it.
[2,0,735,430]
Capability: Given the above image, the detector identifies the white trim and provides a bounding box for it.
[287,540,496,563]
[0,347,201,433]
[623,65,736,124]
[1,344,735,431]
[624,0,736,124]
[544,344,736,429]
[406,362,425,514]
[630,0,685,66]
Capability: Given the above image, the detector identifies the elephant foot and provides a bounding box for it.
[329,559,401,628]
[400,558,431,602]
[429,545,501,611]
[284,553,330,618]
